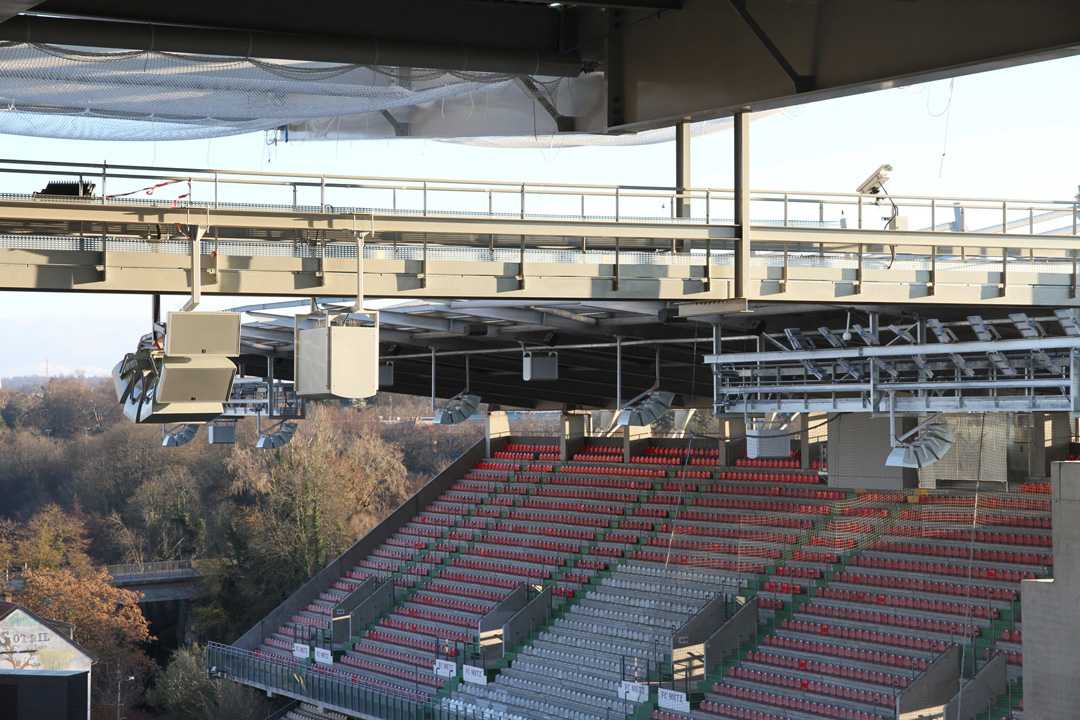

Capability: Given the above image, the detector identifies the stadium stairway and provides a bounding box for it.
[235,438,1051,720]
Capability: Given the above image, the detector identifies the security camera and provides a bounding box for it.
[841,330,853,342]
[855,164,893,195]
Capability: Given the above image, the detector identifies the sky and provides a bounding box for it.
[2,54,1080,378]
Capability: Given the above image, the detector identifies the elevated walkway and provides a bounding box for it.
[2,160,1079,305]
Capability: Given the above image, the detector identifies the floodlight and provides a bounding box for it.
[162,423,200,448]
[616,390,674,428]
[855,164,893,195]
[434,392,482,425]
[1055,308,1080,336]
[885,417,953,469]
[885,446,919,468]
[256,421,298,449]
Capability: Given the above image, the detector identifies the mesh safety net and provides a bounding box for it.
[0,41,522,140]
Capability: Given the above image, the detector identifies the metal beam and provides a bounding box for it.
[706,336,1080,365]
[733,111,750,298]
[1,14,585,77]
[509,0,683,8]
[0,1,40,22]
[675,119,691,220]
[723,396,1075,414]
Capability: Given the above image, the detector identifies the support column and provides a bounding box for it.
[486,410,511,456]
[1023,461,1080,718]
[719,417,746,467]
[733,111,751,298]
[675,119,691,220]
[1049,412,1071,466]
[561,412,587,462]
[674,119,692,254]
[799,413,810,469]
[1030,413,1048,480]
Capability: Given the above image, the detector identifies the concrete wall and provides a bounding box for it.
[1022,460,1080,720]
[235,439,487,650]
[828,414,917,490]
[500,588,552,659]
[561,413,588,461]
[944,653,1007,720]
[702,597,759,672]
[899,645,961,717]
[479,584,527,663]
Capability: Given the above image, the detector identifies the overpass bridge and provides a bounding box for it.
[106,559,209,603]
[5,559,209,603]
[1,159,1080,307]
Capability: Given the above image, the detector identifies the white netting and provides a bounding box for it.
[0,41,751,144]
[0,41,519,140]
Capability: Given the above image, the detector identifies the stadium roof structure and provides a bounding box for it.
[0,2,1077,140]
[230,298,1080,413]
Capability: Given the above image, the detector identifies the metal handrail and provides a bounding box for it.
[0,157,1076,237]
[206,642,428,719]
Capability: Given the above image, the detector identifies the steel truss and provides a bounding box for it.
[707,310,1080,416]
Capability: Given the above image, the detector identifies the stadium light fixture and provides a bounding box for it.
[256,421,298,449]
[434,392,482,425]
[161,423,200,448]
[616,390,675,428]
[885,413,953,469]
[433,354,482,425]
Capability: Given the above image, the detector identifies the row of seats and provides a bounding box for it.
[760,634,929,671]
[504,442,559,453]
[887,524,1052,547]
[799,602,980,637]
[563,464,668,478]
[643,446,721,457]
[915,493,1050,512]
[734,456,802,469]
[847,554,1037,583]
[870,540,1051,567]
[899,508,1051,528]
[817,586,999,619]
[834,570,1017,601]
[725,666,895,707]
[494,450,560,461]
[716,470,822,484]
[708,682,888,720]
[702,484,846,500]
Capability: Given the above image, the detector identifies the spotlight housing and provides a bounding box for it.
[433,392,482,425]
[616,390,674,428]
[161,423,200,448]
[885,417,953,469]
[256,421,299,449]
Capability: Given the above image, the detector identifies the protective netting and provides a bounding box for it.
[0,41,520,140]
[918,414,1012,488]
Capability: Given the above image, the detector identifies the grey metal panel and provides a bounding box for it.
[828,414,915,491]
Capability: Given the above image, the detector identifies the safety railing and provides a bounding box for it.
[0,157,1076,236]
[206,642,429,720]
[106,559,197,577]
